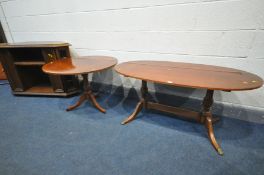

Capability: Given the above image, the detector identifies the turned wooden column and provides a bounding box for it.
[200,90,214,123]
[141,80,148,109]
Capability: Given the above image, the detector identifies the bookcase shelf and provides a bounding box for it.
[14,61,45,66]
[0,42,80,96]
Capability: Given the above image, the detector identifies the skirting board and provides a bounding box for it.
[91,82,264,124]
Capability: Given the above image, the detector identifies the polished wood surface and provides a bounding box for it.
[115,61,263,91]
[42,56,117,75]
[0,41,70,48]
[42,56,117,112]
[115,60,263,156]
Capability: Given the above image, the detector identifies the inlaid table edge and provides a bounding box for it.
[114,61,263,91]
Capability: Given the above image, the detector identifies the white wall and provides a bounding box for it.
[0,0,264,117]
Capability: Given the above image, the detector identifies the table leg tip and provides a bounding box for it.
[217,148,224,156]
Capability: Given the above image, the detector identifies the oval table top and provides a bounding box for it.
[115,61,263,91]
[42,56,117,75]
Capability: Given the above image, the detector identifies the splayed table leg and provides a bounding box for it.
[66,74,106,113]
[202,90,223,155]
[121,80,148,125]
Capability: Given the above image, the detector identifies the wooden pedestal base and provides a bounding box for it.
[66,74,106,113]
[121,80,223,156]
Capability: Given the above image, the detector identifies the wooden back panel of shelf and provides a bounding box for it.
[0,63,6,80]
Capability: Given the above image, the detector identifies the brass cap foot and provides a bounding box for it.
[217,148,224,156]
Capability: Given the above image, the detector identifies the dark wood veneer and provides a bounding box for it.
[0,42,79,96]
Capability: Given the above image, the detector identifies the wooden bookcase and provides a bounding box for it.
[0,42,80,96]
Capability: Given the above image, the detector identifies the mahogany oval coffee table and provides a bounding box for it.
[43,56,117,113]
[115,61,263,155]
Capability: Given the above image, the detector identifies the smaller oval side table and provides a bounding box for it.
[42,56,117,113]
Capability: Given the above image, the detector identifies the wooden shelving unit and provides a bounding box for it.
[0,42,80,96]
